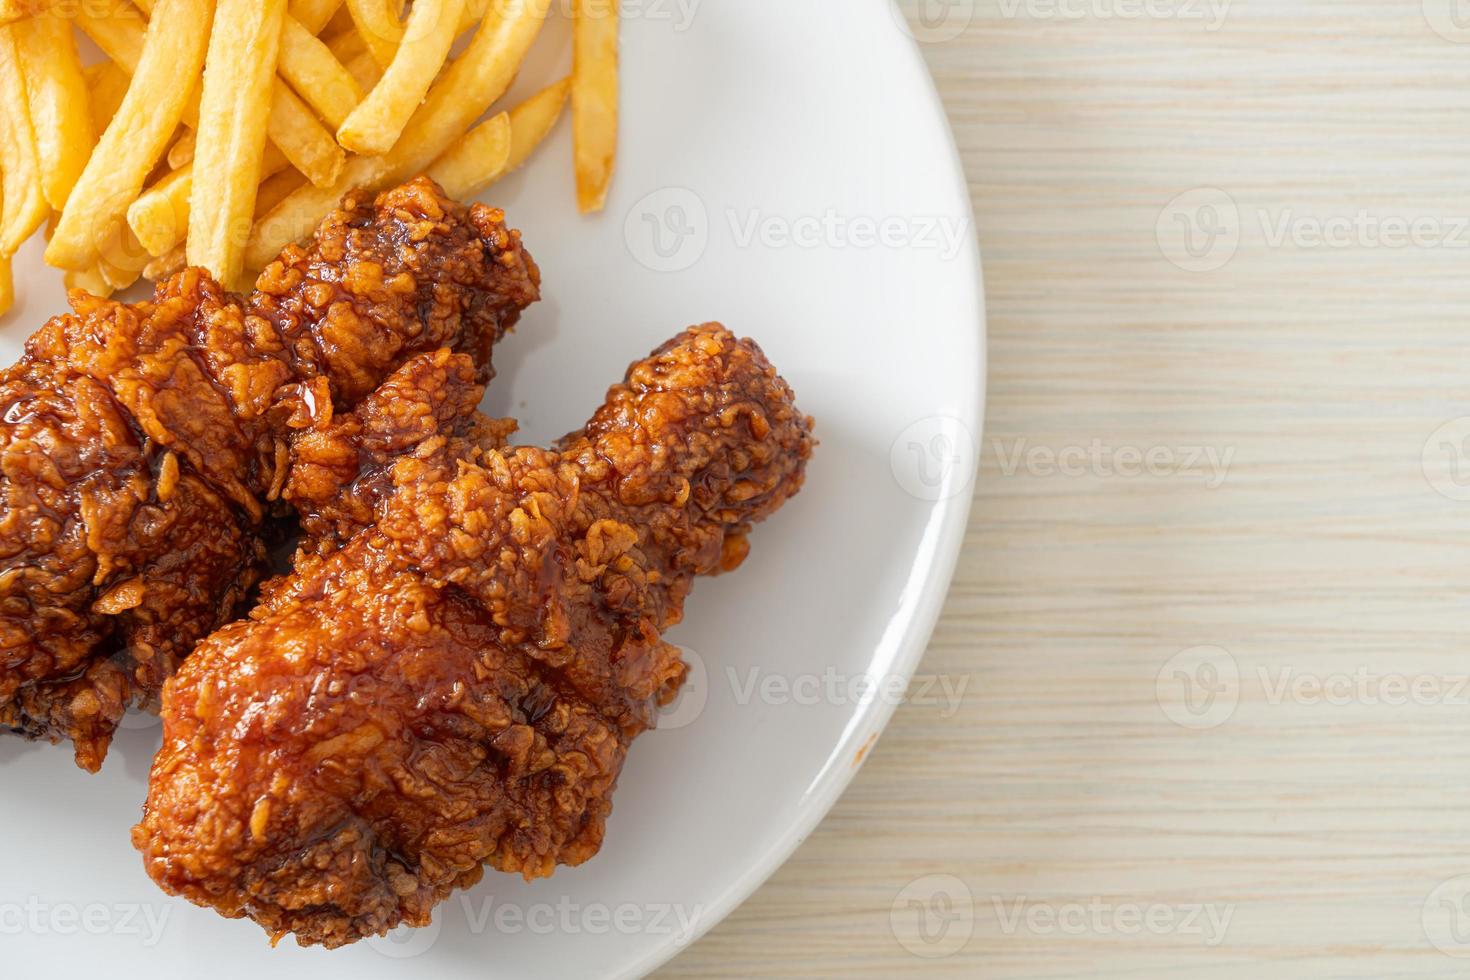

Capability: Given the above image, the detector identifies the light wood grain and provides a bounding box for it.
[657,0,1470,976]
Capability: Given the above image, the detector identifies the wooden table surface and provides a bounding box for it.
[658,1,1470,976]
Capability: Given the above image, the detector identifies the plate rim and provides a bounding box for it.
[614,11,987,979]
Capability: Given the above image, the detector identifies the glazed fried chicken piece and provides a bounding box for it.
[0,178,540,771]
[134,325,814,948]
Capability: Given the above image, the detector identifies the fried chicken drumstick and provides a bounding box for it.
[0,178,539,771]
[134,325,814,948]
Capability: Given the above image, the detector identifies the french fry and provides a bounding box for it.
[143,245,185,282]
[132,145,290,257]
[85,62,132,134]
[342,49,382,90]
[0,0,48,26]
[337,0,466,156]
[346,0,404,69]
[15,14,96,211]
[290,0,343,33]
[342,0,484,68]
[168,131,196,170]
[64,264,113,299]
[82,0,345,189]
[246,0,551,268]
[425,111,511,200]
[255,168,307,217]
[278,15,363,129]
[74,5,148,71]
[0,25,47,258]
[46,0,212,271]
[0,257,13,317]
[190,0,287,287]
[327,23,367,64]
[128,167,191,257]
[268,85,346,188]
[572,0,617,213]
[505,76,570,174]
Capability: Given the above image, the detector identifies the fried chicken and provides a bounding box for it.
[133,325,814,948]
[0,177,540,771]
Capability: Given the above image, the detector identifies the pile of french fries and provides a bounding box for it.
[0,0,619,312]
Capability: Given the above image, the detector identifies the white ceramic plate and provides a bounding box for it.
[0,2,983,977]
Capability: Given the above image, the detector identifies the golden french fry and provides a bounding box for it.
[326,23,366,64]
[0,25,47,258]
[246,0,550,268]
[64,264,113,298]
[143,245,185,282]
[341,49,382,89]
[85,62,132,134]
[506,77,570,174]
[269,84,346,187]
[346,0,403,69]
[0,256,13,317]
[46,0,212,271]
[337,0,465,156]
[0,0,48,25]
[190,0,287,287]
[572,0,617,213]
[128,166,191,257]
[279,16,363,129]
[256,167,307,217]
[80,0,344,189]
[132,145,290,257]
[15,14,96,211]
[290,0,342,33]
[425,110,511,200]
[168,131,196,169]
[74,5,148,71]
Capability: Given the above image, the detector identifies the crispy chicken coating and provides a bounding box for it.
[134,325,814,948]
[0,178,540,771]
